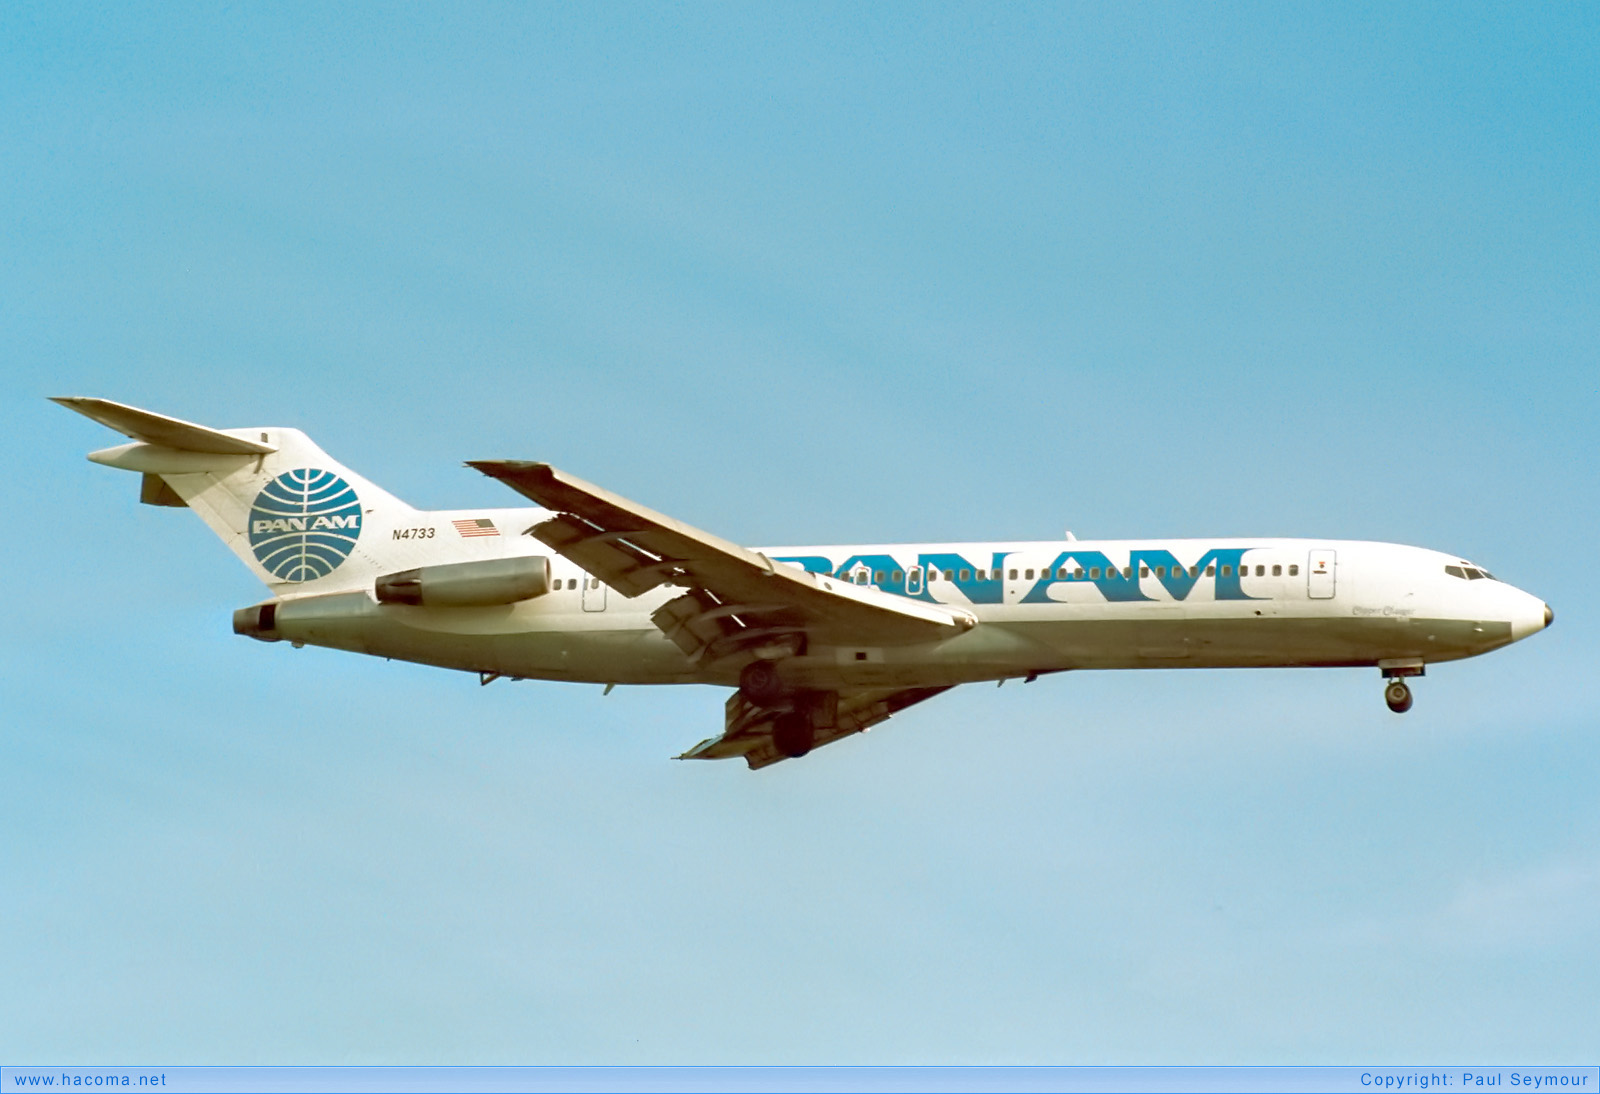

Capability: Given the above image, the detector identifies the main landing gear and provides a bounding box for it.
[1380,659,1424,714]
[772,711,814,759]
[740,659,786,706]
[740,659,810,757]
[739,660,831,759]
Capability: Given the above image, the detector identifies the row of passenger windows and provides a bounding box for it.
[1445,564,1496,581]
[845,563,1300,584]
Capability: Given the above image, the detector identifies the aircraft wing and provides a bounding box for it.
[681,684,957,770]
[469,460,976,661]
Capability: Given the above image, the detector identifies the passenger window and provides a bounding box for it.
[1222,565,1232,577]
[1288,565,1299,576]
[1256,565,1265,577]
[1188,566,1198,578]
[874,570,886,583]
[1205,565,1215,577]
[959,569,971,581]
[1009,569,1018,580]
[1140,566,1150,578]
[1074,567,1085,580]
[856,572,868,585]
[1024,569,1034,579]
[1089,567,1101,579]
[892,570,904,582]
[943,570,954,581]
[1058,567,1068,578]
[1123,566,1133,579]
[1272,564,1282,577]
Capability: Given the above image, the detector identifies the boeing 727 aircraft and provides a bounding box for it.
[56,397,1553,769]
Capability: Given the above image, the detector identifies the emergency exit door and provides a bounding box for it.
[582,574,607,612]
[1307,549,1337,599]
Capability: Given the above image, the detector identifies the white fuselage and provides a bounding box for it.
[265,514,1549,692]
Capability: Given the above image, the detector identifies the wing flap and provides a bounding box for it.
[531,511,677,597]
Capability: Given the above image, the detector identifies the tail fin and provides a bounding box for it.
[55,397,419,594]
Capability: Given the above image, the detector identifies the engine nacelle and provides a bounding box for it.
[232,601,280,642]
[374,555,551,607]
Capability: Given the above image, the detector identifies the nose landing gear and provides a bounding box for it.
[1384,679,1413,713]
[1379,659,1424,714]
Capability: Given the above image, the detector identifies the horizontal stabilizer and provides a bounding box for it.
[51,397,275,455]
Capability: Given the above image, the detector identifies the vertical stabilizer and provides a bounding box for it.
[57,397,419,595]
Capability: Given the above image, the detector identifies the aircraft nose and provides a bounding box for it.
[1509,591,1552,642]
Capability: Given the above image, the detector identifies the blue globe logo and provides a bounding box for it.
[248,469,364,582]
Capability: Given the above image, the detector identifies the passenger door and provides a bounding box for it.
[582,574,607,612]
[1307,549,1336,599]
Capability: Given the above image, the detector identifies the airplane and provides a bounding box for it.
[55,396,1554,770]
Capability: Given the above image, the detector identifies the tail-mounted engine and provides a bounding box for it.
[374,555,551,607]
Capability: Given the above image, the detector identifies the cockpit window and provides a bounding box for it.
[1446,563,1498,581]
[1445,565,1465,578]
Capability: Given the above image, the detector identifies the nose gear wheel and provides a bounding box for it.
[1384,679,1413,714]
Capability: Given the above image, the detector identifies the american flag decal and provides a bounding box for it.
[452,517,499,538]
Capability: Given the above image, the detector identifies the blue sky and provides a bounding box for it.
[2,2,1596,1064]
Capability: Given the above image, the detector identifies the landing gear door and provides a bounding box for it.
[582,574,607,612]
[1307,549,1336,599]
